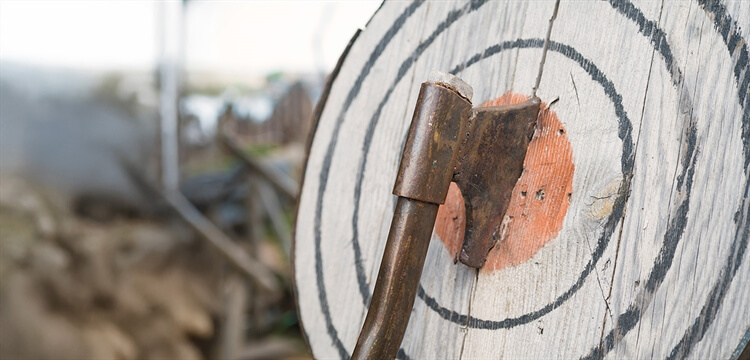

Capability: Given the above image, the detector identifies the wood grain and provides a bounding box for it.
[293,0,750,358]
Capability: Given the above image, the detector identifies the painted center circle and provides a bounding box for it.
[435,92,574,272]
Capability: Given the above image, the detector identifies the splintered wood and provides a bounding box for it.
[293,0,750,358]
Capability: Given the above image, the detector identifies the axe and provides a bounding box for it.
[351,3,559,358]
[350,71,539,360]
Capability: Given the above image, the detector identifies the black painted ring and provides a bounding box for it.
[413,39,632,330]
[340,37,634,358]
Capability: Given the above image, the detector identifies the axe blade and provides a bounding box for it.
[454,98,540,268]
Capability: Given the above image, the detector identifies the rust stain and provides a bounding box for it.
[434,92,574,271]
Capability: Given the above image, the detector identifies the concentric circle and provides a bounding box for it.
[295,0,750,358]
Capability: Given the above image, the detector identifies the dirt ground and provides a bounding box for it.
[0,175,308,359]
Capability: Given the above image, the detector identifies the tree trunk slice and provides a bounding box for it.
[293,1,750,359]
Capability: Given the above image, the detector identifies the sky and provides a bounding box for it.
[0,0,381,75]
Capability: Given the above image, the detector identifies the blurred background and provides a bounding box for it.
[0,1,380,359]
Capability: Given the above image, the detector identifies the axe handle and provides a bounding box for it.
[351,197,438,360]
[351,96,540,359]
[353,73,472,360]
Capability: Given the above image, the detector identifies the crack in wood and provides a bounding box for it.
[571,72,581,106]
[598,1,667,357]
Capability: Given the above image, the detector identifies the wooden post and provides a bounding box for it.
[158,0,183,191]
[292,1,750,359]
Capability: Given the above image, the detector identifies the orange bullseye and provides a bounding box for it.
[434,92,574,272]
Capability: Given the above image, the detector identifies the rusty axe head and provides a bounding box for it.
[393,71,540,268]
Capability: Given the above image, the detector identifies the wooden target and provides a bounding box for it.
[293,1,750,358]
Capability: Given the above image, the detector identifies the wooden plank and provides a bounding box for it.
[254,179,292,257]
[164,190,279,293]
[120,155,279,294]
[220,134,299,200]
[293,0,750,358]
